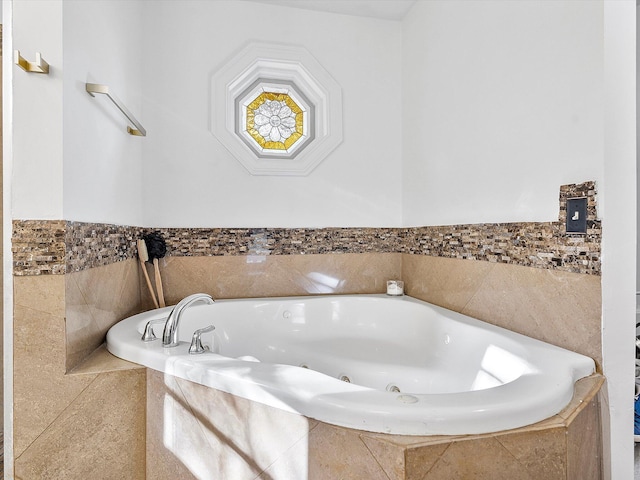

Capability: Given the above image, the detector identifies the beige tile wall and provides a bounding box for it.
[13,266,146,479]
[147,253,402,307]
[402,254,602,368]
[65,258,141,371]
[12,253,401,477]
[12,249,602,478]
[147,369,603,480]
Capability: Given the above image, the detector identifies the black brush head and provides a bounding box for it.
[143,232,167,261]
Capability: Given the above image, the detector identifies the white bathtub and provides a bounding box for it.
[106,294,595,436]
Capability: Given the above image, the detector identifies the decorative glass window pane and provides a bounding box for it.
[245,92,305,152]
[237,82,312,159]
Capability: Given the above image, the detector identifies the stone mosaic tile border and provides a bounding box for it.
[405,221,600,274]
[12,220,66,275]
[402,181,601,275]
[12,182,601,276]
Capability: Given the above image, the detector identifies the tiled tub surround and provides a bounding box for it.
[13,270,146,479]
[59,250,601,375]
[66,253,401,374]
[147,369,603,480]
[12,254,402,479]
[403,255,603,368]
[10,182,604,368]
[11,252,603,479]
[10,181,603,478]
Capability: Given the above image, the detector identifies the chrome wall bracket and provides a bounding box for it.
[14,50,49,74]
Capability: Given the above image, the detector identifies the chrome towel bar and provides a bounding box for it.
[85,83,146,136]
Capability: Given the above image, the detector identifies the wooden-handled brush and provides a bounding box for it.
[143,232,167,308]
[153,258,165,308]
[137,239,159,309]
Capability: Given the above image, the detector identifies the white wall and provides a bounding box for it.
[401,0,604,226]
[11,0,63,219]
[62,0,144,226]
[140,0,403,228]
[637,4,640,296]
[11,0,144,225]
[603,2,636,478]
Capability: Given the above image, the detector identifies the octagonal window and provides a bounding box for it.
[239,88,311,157]
[212,42,342,175]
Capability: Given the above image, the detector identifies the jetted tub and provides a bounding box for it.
[106,294,595,436]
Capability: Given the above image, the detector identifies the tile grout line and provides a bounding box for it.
[358,435,393,480]
[13,374,100,466]
[418,441,453,480]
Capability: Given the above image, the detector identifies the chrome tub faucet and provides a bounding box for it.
[162,293,214,347]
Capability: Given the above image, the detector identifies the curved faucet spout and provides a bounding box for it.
[162,293,215,347]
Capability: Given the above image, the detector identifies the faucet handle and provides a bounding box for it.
[189,324,216,354]
[141,318,167,342]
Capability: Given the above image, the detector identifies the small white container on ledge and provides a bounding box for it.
[386,280,404,296]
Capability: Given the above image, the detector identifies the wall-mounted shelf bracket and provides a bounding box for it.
[86,83,146,136]
[14,50,50,74]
